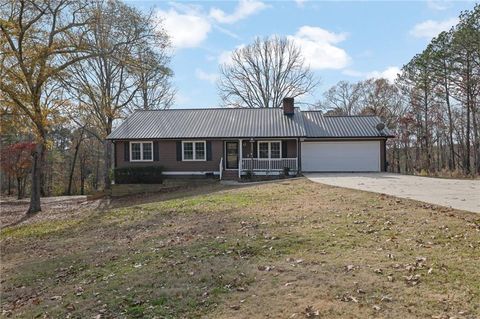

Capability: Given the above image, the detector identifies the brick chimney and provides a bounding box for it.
[283,97,294,116]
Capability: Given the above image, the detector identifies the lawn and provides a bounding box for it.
[1,179,479,318]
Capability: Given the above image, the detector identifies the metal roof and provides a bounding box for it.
[302,112,393,138]
[107,108,306,139]
[107,108,393,140]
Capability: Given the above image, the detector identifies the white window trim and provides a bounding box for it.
[257,141,282,159]
[182,141,207,161]
[130,141,154,162]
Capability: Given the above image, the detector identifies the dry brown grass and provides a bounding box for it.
[1,179,479,318]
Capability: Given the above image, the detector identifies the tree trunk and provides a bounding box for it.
[94,154,99,190]
[7,174,12,196]
[67,129,84,195]
[40,152,47,197]
[471,97,479,175]
[465,55,471,175]
[443,62,456,170]
[103,140,112,190]
[27,143,44,214]
[80,177,85,195]
[103,120,113,191]
[404,140,409,173]
[16,177,22,200]
[79,156,86,195]
[423,82,431,172]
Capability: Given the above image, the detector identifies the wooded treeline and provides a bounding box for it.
[317,5,480,176]
[0,0,174,211]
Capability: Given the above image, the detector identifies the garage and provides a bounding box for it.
[301,141,381,172]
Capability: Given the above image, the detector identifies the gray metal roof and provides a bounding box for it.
[302,112,393,138]
[107,108,393,140]
[107,108,306,139]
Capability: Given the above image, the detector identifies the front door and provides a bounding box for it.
[226,142,239,169]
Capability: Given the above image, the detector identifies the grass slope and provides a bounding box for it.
[1,179,479,318]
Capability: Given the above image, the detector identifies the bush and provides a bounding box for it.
[419,169,429,177]
[244,169,253,180]
[283,167,290,177]
[114,166,164,184]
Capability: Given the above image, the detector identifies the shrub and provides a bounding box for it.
[283,167,290,177]
[244,169,253,180]
[114,166,164,184]
[419,169,429,177]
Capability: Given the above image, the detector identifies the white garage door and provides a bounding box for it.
[301,141,381,172]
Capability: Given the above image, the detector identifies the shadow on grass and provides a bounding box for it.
[0,182,246,231]
[2,211,40,228]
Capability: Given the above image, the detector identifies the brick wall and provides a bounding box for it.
[115,140,223,172]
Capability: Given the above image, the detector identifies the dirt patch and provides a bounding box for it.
[0,196,99,229]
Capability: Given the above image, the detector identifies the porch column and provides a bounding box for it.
[238,139,243,178]
[297,138,301,173]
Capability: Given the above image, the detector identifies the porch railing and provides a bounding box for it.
[241,158,298,172]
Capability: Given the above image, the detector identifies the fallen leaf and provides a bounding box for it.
[65,303,75,311]
[381,295,392,302]
[304,305,320,317]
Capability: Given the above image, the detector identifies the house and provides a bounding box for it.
[107,98,394,180]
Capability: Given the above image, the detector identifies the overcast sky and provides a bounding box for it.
[127,0,476,109]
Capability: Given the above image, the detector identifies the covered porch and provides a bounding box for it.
[220,139,299,179]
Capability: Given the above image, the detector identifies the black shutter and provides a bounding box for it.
[206,141,212,161]
[253,141,258,158]
[153,141,159,161]
[176,141,182,161]
[282,141,287,158]
[124,142,129,162]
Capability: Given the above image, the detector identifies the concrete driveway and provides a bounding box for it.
[305,173,480,213]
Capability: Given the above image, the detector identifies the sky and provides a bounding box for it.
[126,0,476,109]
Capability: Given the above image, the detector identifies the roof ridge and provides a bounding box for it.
[303,112,380,118]
[133,107,302,112]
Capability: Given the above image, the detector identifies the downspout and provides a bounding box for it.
[383,139,387,172]
[297,138,301,175]
[238,139,243,179]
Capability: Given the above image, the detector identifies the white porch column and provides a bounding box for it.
[238,139,243,178]
[297,138,302,173]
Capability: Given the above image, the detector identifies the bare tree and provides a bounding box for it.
[397,51,437,172]
[359,78,406,126]
[218,36,318,108]
[316,81,363,115]
[131,47,175,110]
[63,0,171,189]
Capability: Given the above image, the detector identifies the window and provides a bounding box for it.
[130,141,153,161]
[195,142,205,160]
[142,143,152,160]
[258,141,281,159]
[259,142,269,159]
[183,142,193,160]
[182,141,206,161]
[270,142,281,158]
[131,143,141,161]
